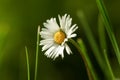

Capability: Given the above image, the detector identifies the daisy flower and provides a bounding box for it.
[40,14,78,59]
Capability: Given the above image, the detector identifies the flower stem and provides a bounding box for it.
[69,39,96,80]
[34,26,40,80]
[25,46,30,80]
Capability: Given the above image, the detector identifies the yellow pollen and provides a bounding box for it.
[54,31,66,44]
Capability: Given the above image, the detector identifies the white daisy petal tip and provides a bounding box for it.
[40,14,78,59]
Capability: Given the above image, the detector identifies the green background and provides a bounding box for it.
[0,0,120,80]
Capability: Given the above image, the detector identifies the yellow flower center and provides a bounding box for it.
[54,31,66,44]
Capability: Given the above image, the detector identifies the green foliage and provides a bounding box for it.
[25,46,30,80]
[34,26,40,80]
[77,11,115,80]
[96,0,120,65]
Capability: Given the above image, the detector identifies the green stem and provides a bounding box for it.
[34,26,40,80]
[69,39,95,80]
[96,0,120,64]
[25,46,30,80]
[77,39,99,80]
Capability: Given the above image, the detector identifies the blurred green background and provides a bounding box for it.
[0,0,120,80]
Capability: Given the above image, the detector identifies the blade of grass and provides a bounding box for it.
[34,26,40,80]
[96,0,120,64]
[25,46,30,80]
[77,39,99,80]
[104,49,115,79]
[98,15,114,79]
[77,11,114,80]
[98,15,107,51]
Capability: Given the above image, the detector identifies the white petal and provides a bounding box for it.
[71,34,77,37]
[41,35,53,39]
[40,31,53,39]
[44,45,56,57]
[59,46,65,58]
[43,18,60,33]
[50,46,60,59]
[40,39,54,45]
[67,25,78,37]
[42,42,54,51]
[59,14,67,29]
[64,15,72,32]
[67,24,76,34]
[67,34,77,38]
[58,14,72,33]
[47,44,59,58]
[65,43,72,55]
[48,45,65,59]
[61,38,68,46]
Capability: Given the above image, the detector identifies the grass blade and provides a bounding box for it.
[96,0,120,64]
[98,15,114,79]
[77,11,115,80]
[34,26,40,80]
[98,15,107,52]
[25,46,30,80]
